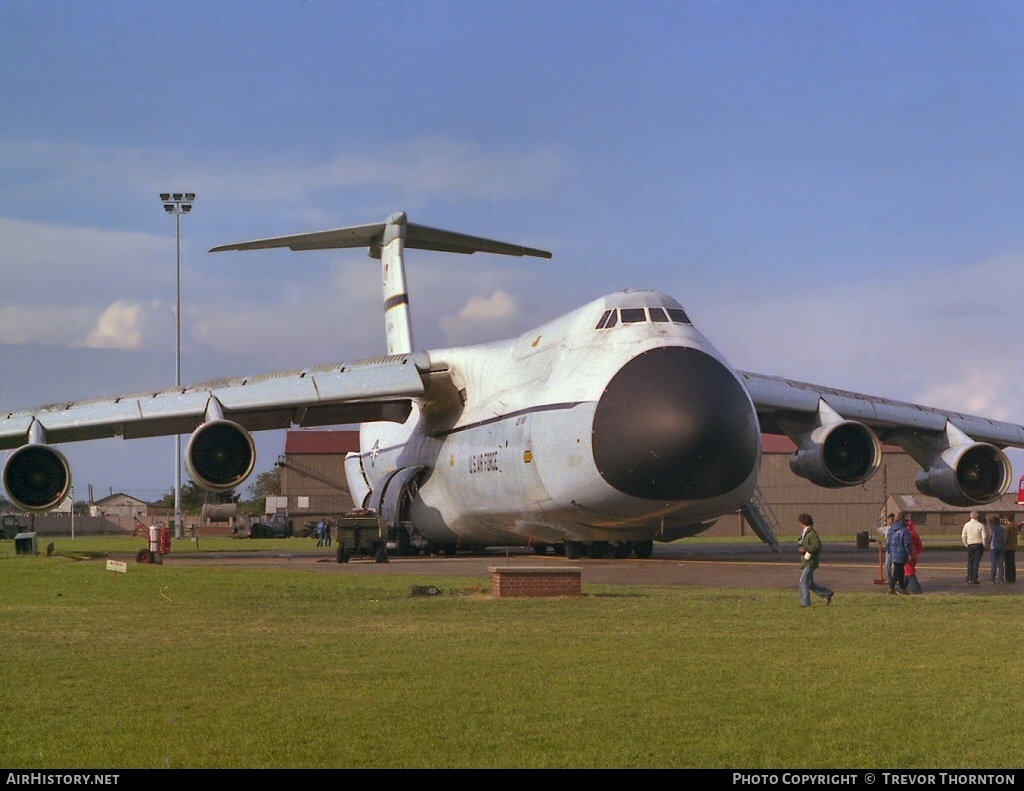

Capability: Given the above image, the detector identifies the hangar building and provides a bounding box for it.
[278,430,1023,539]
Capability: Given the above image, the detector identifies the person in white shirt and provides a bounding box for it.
[961,510,988,585]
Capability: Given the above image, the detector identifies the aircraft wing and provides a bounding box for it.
[739,369,1024,507]
[739,371,1024,448]
[0,353,430,450]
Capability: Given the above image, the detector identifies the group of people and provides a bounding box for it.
[961,510,1018,585]
[796,507,1022,607]
[315,517,332,547]
[879,513,924,595]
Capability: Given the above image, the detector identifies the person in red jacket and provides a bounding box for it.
[904,518,924,594]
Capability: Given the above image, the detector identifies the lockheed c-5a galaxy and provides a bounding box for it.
[3,212,1023,560]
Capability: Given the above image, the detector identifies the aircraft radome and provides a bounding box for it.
[3,212,1023,560]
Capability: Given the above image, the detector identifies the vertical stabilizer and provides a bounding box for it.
[210,212,550,357]
[377,212,414,355]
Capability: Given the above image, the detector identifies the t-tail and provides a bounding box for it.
[210,212,552,355]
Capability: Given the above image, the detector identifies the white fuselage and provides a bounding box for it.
[354,290,762,548]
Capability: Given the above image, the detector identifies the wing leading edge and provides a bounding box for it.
[741,371,1024,447]
[0,353,430,450]
[0,353,439,512]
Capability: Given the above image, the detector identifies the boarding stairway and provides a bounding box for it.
[739,485,782,552]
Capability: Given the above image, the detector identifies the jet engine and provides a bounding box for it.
[915,442,1011,506]
[3,442,71,513]
[185,419,256,492]
[789,420,882,488]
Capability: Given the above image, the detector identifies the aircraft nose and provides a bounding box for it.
[592,346,760,501]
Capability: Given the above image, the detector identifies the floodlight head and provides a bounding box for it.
[160,193,171,201]
[164,204,174,212]
[172,193,183,200]
[185,193,195,201]
[181,204,191,213]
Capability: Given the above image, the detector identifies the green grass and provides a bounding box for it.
[0,535,336,558]
[0,551,1017,769]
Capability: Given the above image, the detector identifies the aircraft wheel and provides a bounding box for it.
[533,542,548,556]
[552,543,565,557]
[632,540,654,559]
[588,541,608,559]
[424,541,440,556]
[336,545,349,563]
[442,544,458,557]
[565,541,583,560]
[373,542,389,563]
[613,542,631,559]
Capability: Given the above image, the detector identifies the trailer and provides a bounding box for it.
[333,513,388,563]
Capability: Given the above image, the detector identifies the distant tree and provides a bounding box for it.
[160,481,237,515]
[241,468,282,517]
[248,469,282,500]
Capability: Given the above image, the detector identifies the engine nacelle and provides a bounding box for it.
[789,420,882,488]
[185,420,256,492]
[915,442,1011,506]
[3,443,71,513]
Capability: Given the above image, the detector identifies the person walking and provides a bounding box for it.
[797,513,833,607]
[877,513,895,584]
[887,514,912,595]
[961,510,987,585]
[904,517,924,594]
[988,514,1006,584]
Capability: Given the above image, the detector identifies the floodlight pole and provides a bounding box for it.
[159,192,195,540]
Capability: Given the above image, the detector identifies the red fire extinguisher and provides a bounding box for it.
[1018,474,1024,506]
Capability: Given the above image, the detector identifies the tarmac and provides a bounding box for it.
[159,541,1023,597]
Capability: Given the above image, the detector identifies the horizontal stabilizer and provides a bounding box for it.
[211,215,552,259]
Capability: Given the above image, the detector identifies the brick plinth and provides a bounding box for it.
[488,566,583,598]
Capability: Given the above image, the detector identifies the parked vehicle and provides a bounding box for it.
[250,513,292,538]
[1,513,25,540]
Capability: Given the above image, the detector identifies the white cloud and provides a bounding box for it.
[0,218,166,302]
[0,305,96,346]
[81,299,175,351]
[457,289,519,321]
[915,369,1016,422]
[699,252,1023,423]
[83,301,143,349]
[3,137,568,213]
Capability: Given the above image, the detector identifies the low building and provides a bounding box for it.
[713,434,923,538]
[89,492,150,519]
[277,429,1016,539]
[886,492,1024,537]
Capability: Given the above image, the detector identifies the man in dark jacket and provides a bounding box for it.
[797,513,833,607]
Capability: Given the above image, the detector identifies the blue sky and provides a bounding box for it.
[2,0,1022,501]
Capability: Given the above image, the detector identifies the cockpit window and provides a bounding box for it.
[597,305,687,330]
